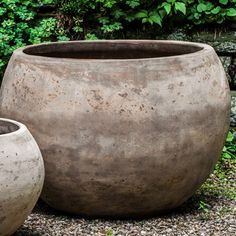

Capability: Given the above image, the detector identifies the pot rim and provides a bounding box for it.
[0,118,27,137]
[13,40,214,63]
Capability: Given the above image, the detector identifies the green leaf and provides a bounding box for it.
[205,2,214,11]
[197,3,207,12]
[113,9,125,19]
[163,3,171,15]
[223,152,232,159]
[159,9,166,19]
[126,0,140,8]
[228,147,236,152]
[211,6,221,14]
[0,59,5,68]
[175,2,186,15]
[84,33,98,40]
[194,12,200,19]
[141,18,147,23]
[72,25,83,33]
[0,7,6,16]
[125,15,136,22]
[226,8,236,17]
[57,36,70,41]
[219,0,228,4]
[149,14,162,26]
[147,18,154,25]
[226,132,234,142]
[135,10,148,18]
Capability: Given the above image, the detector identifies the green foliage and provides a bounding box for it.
[199,158,236,201]
[0,0,235,77]
[0,0,61,78]
[196,133,235,217]
[198,200,210,213]
[188,0,236,25]
[0,0,32,75]
[29,18,57,44]
[200,129,236,201]
[84,33,99,40]
[55,0,192,37]
[55,0,236,38]
[106,229,113,236]
[194,130,236,217]
[222,131,236,160]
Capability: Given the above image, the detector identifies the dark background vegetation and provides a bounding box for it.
[0,0,236,78]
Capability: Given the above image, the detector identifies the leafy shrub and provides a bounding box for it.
[55,0,236,39]
[0,0,235,78]
[0,0,65,78]
[0,0,34,75]
[189,0,236,25]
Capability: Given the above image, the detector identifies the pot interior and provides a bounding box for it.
[23,41,203,59]
[0,120,19,135]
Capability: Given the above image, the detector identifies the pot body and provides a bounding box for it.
[0,118,44,236]
[0,40,230,217]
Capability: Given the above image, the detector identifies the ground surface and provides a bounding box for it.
[14,159,235,236]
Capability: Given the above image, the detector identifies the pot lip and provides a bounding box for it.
[14,40,214,63]
[0,118,27,137]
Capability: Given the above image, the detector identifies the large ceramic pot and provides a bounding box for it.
[0,118,44,235]
[0,40,230,217]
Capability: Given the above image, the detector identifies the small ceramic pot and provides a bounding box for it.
[0,118,44,236]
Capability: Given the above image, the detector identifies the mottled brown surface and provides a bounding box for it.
[0,40,231,217]
[0,119,44,236]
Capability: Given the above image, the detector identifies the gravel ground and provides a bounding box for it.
[13,198,235,236]
[13,194,236,236]
[14,161,235,236]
